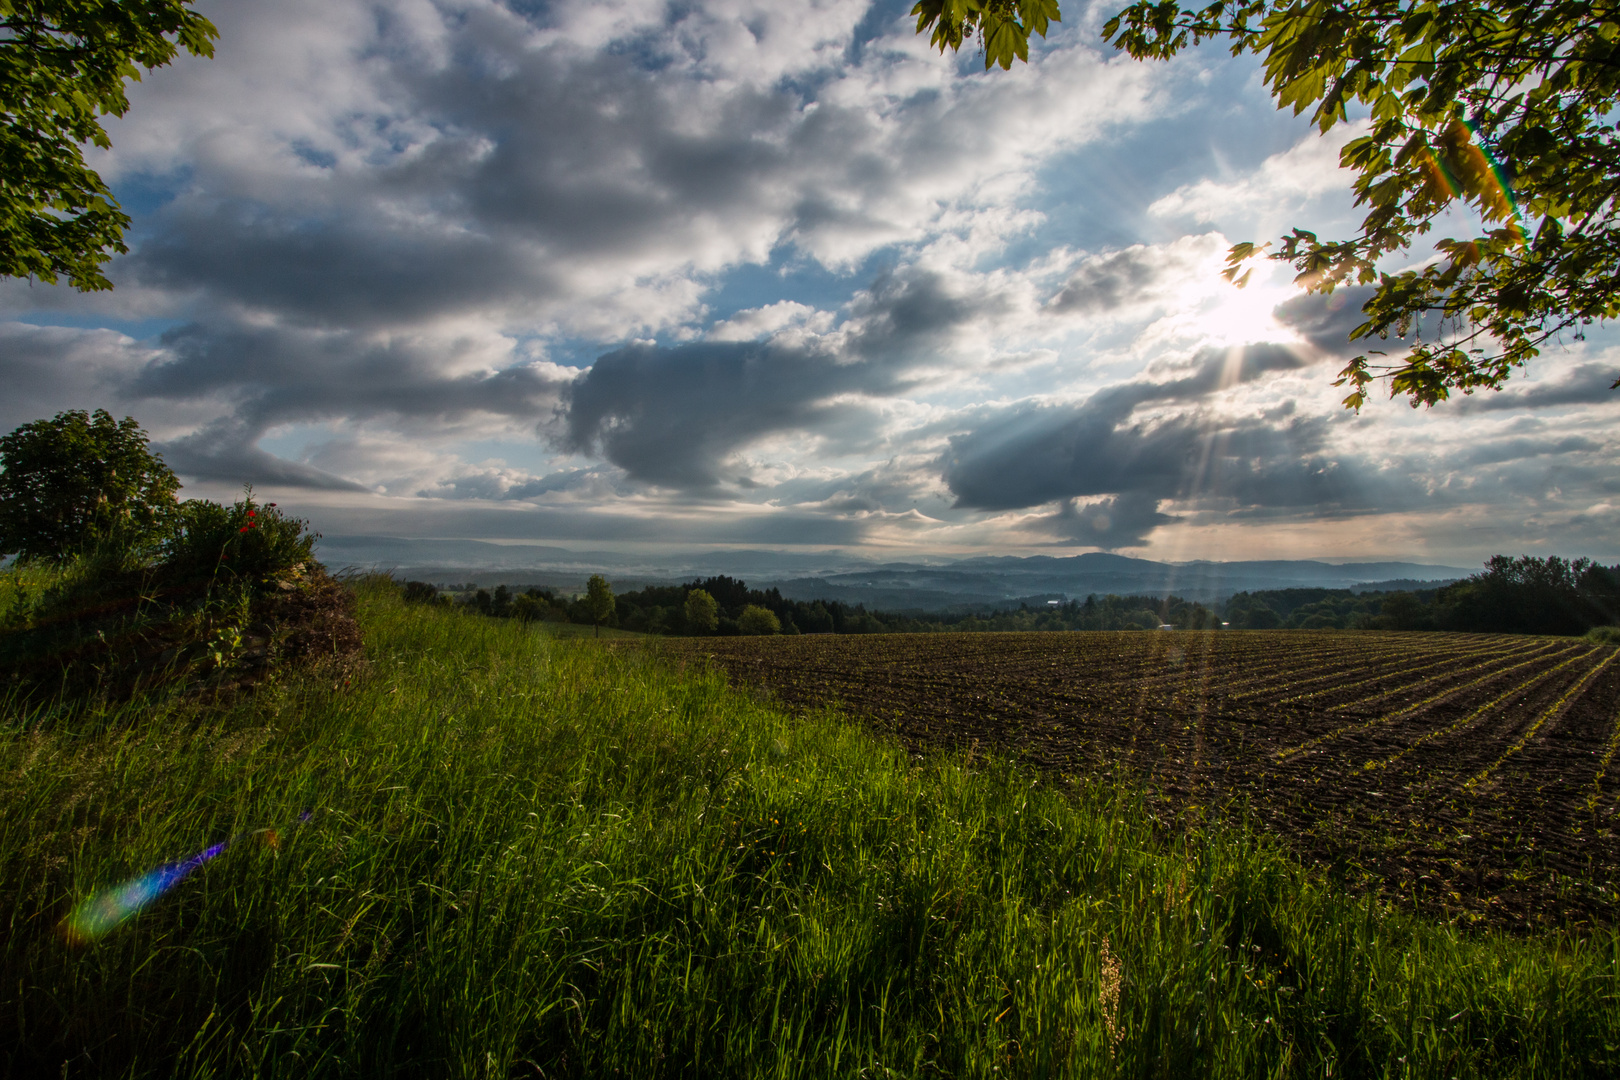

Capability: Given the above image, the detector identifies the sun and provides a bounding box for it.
[1166,270,1302,350]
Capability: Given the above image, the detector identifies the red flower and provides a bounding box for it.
[239,526,252,533]
[267,503,277,508]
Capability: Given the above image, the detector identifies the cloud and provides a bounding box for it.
[0,323,164,434]
[709,301,833,342]
[5,0,1616,563]
[1045,492,1179,548]
[935,342,1422,547]
[120,319,575,488]
[157,418,371,491]
[1457,362,1620,412]
[1148,121,1364,226]
[1271,287,1374,356]
[562,268,989,488]
[87,0,1156,343]
[1046,246,1164,316]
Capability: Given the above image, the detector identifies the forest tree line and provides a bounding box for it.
[403,555,1620,638]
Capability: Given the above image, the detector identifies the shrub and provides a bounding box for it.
[162,490,317,586]
[737,604,781,635]
[509,593,546,622]
[1587,626,1620,644]
[402,580,441,604]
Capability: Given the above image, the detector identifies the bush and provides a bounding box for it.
[402,580,441,604]
[161,490,317,586]
[737,604,781,635]
[1587,626,1620,644]
[509,592,546,622]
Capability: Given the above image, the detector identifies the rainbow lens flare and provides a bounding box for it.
[61,841,227,945]
[1420,120,1526,242]
[61,814,309,945]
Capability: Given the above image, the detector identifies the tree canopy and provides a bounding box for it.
[585,574,616,638]
[683,588,719,635]
[912,0,1620,408]
[0,408,180,560]
[2,1,217,291]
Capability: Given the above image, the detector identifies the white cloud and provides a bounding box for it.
[1147,120,1366,228]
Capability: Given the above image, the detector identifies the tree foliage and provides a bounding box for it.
[0,408,179,560]
[914,0,1620,408]
[910,1,1062,69]
[683,588,719,635]
[737,604,782,635]
[585,574,615,638]
[1,0,217,291]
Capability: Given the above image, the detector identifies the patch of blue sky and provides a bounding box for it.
[534,332,622,371]
[844,0,916,67]
[107,169,187,224]
[290,141,339,171]
[1012,62,1306,262]
[700,246,891,328]
[446,438,561,473]
[256,424,332,462]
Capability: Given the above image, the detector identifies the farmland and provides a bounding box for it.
[674,630,1620,929]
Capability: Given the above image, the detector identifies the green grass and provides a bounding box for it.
[2,581,1618,1078]
[532,619,646,639]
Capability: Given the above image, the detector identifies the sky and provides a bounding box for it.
[3,0,1617,566]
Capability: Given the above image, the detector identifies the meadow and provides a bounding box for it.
[3,582,1620,1077]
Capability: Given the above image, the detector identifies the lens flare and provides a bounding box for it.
[1420,120,1525,242]
[61,813,311,945]
[61,842,227,945]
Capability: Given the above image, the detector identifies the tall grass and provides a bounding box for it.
[2,581,1617,1078]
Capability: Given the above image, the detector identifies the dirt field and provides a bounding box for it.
[670,630,1620,930]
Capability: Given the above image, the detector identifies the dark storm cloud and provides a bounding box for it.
[562,270,987,487]
[157,419,369,491]
[135,321,569,429]
[131,200,556,328]
[938,343,1420,544]
[123,320,573,487]
[1272,288,1367,354]
[0,323,151,432]
[1047,492,1177,548]
[563,338,892,488]
[1046,247,1162,315]
[1457,362,1620,411]
[1458,435,1602,466]
[1273,286,1475,357]
[942,342,1313,511]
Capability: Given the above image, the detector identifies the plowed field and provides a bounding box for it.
[673,631,1620,929]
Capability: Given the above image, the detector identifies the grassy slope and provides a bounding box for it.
[1,582,1616,1078]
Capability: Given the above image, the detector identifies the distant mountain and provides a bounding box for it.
[314,534,1473,610]
[760,555,1472,609]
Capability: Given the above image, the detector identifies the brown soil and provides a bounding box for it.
[671,630,1620,930]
